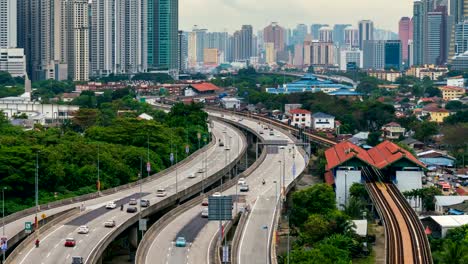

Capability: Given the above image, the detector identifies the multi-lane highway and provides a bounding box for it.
[139,114,306,264]
[10,120,246,264]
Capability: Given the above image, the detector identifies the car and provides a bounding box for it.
[64,238,76,247]
[188,173,197,179]
[201,208,209,218]
[212,192,222,197]
[175,237,186,247]
[239,184,249,192]
[259,130,264,134]
[77,225,89,234]
[129,198,137,205]
[224,146,231,150]
[104,220,116,228]
[197,168,205,173]
[202,198,209,206]
[238,178,246,185]
[127,206,138,213]
[105,201,116,209]
[140,199,150,207]
[156,188,167,197]
[72,256,83,264]
[219,141,224,147]
[269,131,274,136]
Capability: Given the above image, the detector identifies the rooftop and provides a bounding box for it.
[435,196,468,207]
[423,215,468,228]
[289,109,311,115]
[368,141,426,169]
[189,83,221,92]
[325,141,375,170]
[312,112,334,118]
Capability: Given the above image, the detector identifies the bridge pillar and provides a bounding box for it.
[129,226,138,248]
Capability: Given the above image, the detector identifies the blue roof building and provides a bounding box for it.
[265,74,358,95]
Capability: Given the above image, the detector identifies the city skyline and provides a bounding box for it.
[179,0,412,33]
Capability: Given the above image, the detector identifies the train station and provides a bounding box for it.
[324,140,426,208]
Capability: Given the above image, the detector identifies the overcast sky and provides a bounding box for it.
[180,0,413,33]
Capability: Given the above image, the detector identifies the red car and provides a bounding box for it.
[202,198,208,206]
[64,238,76,247]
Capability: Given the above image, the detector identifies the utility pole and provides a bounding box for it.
[147,134,150,178]
[175,150,179,194]
[97,144,100,194]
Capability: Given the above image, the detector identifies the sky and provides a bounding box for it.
[180,0,413,33]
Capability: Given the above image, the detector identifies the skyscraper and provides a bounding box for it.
[454,21,468,54]
[333,24,351,46]
[232,25,253,61]
[363,40,385,70]
[319,26,333,42]
[344,26,359,48]
[91,0,115,76]
[178,30,188,71]
[427,6,448,65]
[309,41,335,65]
[384,40,402,70]
[358,20,374,49]
[263,22,286,53]
[207,32,228,62]
[148,0,179,70]
[310,24,328,40]
[399,17,413,63]
[0,0,16,48]
[413,0,427,65]
[292,24,308,45]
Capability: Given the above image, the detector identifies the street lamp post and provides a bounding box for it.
[273,181,278,202]
[262,225,269,264]
[278,160,282,199]
[2,187,6,262]
[35,152,39,232]
[97,144,100,195]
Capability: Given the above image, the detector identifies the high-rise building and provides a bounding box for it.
[363,40,385,70]
[319,26,333,42]
[178,30,188,71]
[413,0,427,65]
[206,32,228,62]
[344,26,359,48]
[333,24,351,46]
[358,20,374,49]
[188,31,197,67]
[384,40,402,70]
[399,17,413,63]
[309,41,335,65]
[63,0,89,81]
[293,44,304,66]
[203,48,219,66]
[0,48,26,76]
[148,0,178,70]
[91,0,115,76]
[264,42,276,64]
[0,0,16,48]
[339,48,363,71]
[310,24,328,40]
[454,21,468,54]
[231,25,253,61]
[263,22,286,53]
[292,24,308,45]
[427,6,448,65]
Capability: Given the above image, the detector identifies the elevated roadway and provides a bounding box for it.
[137,113,307,264]
[9,120,246,264]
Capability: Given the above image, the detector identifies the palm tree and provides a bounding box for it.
[435,241,468,264]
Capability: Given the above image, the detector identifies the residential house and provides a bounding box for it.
[434,196,468,214]
[220,97,241,109]
[422,104,451,123]
[417,150,456,167]
[400,137,425,150]
[312,112,335,130]
[439,86,466,101]
[381,122,406,140]
[421,215,468,238]
[287,109,311,128]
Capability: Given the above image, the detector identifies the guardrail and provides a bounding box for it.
[231,209,249,264]
[88,122,248,264]
[6,207,80,264]
[1,128,216,250]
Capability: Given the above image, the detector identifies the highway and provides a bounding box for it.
[140,114,306,264]
[10,120,246,264]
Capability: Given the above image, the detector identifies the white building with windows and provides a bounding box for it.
[312,112,335,130]
[0,48,26,77]
[339,49,363,71]
[288,109,311,128]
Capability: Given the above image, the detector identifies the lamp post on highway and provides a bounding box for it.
[273,180,278,202]
[278,160,282,200]
[175,150,179,195]
[97,144,100,195]
[35,152,39,232]
[262,225,269,264]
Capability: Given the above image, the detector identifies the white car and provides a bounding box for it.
[129,198,137,205]
[77,225,89,234]
[105,201,116,209]
[238,178,247,185]
[197,168,205,173]
[156,188,167,197]
[201,208,209,218]
[212,192,222,197]
[104,220,115,228]
[188,173,197,179]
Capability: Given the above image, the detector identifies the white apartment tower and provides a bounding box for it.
[0,0,17,48]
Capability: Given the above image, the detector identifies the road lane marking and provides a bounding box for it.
[238,196,260,264]
[19,225,65,264]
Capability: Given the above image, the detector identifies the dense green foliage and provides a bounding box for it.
[0,71,24,97]
[0,92,208,215]
[403,186,443,211]
[431,225,468,264]
[281,184,371,264]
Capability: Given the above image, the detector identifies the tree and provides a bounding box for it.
[72,109,99,131]
[300,214,331,244]
[356,76,380,94]
[0,71,15,85]
[290,184,336,227]
[403,186,442,211]
[433,240,468,264]
[367,131,381,146]
[445,101,465,111]
[414,121,438,143]
[444,111,468,125]
[349,183,368,201]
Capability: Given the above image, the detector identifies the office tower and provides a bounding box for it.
[344,26,359,48]
[63,0,89,81]
[339,49,363,71]
[252,35,258,58]
[148,0,178,70]
[384,40,402,70]
[413,0,427,65]
[91,0,116,76]
[333,24,351,46]
[454,21,468,54]
[374,29,399,40]
[203,48,219,66]
[206,32,228,62]
[427,6,448,65]
[188,31,197,67]
[319,26,333,42]
[263,22,286,53]
[310,24,328,40]
[293,44,304,66]
[0,48,26,76]
[363,40,385,70]
[0,0,16,48]
[194,28,207,63]
[399,17,413,63]
[309,41,335,65]
[286,28,292,46]
[358,20,374,49]
[292,24,308,45]
[264,42,276,64]
[408,40,415,66]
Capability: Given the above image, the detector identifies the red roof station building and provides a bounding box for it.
[325,140,426,209]
[183,83,221,97]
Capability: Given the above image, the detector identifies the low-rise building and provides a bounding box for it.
[0,48,26,77]
[421,215,468,238]
[439,86,466,101]
[220,97,241,109]
[434,196,468,214]
[406,65,448,80]
[311,112,335,130]
[287,109,311,128]
[183,83,221,97]
[381,122,406,140]
[367,70,402,82]
[446,76,465,88]
[422,104,451,123]
[417,150,456,167]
